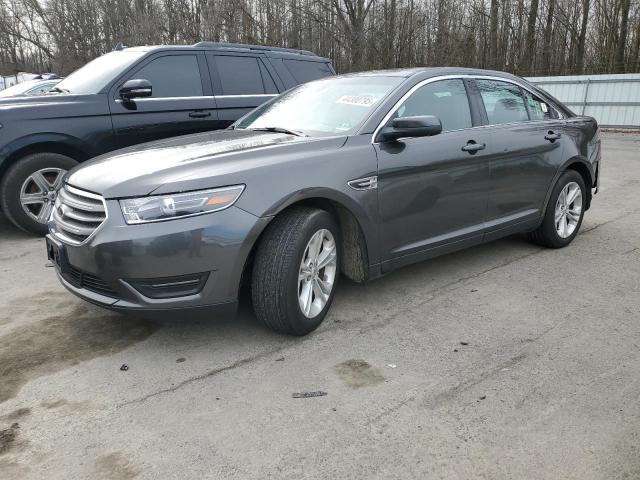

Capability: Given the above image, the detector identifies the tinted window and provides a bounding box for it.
[523,90,554,121]
[283,60,333,83]
[259,62,278,94]
[393,79,472,132]
[134,55,203,98]
[477,79,528,124]
[213,56,274,95]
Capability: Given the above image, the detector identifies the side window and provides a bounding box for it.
[477,79,528,125]
[133,55,203,98]
[283,60,333,83]
[523,90,554,121]
[212,55,275,95]
[393,79,472,132]
[29,84,52,94]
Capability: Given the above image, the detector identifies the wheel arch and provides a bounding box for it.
[0,133,91,180]
[542,156,595,214]
[240,191,375,290]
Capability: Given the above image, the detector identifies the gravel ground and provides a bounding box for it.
[0,132,639,480]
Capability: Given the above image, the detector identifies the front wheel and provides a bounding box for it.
[527,169,586,248]
[0,152,78,235]
[251,207,340,335]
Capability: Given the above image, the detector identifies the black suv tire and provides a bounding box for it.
[1,153,78,235]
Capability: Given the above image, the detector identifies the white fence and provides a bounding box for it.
[527,73,640,128]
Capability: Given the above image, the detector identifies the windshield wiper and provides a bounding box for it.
[248,126,307,137]
[49,87,70,94]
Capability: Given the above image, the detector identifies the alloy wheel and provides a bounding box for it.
[20,168,66,224]
[554,181,583,239]
[298,229,337,318]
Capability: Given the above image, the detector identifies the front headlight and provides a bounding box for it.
[119,185,244,224]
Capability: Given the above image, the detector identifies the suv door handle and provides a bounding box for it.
[544,131,561,142]
[461,141,486,154]
[189,110,211,118]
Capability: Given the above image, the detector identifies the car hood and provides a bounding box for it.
[66,129,346,198]
[0,93,110,121]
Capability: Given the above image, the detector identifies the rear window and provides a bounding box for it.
[283,60,333,83]
[211,55,277,95]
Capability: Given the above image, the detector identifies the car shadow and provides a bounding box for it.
[0,213,36,242]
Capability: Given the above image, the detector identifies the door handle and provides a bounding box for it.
[544,131,561,142]
[189,110,211,118]
[461,141,486,154]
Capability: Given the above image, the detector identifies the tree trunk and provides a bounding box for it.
[489,0,499,69]
[615,0,630,73]
[522,0,539,74]
[576,0,589,74]
[543,0,555,75]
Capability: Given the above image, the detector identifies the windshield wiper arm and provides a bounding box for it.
[249,126,307,137]
[49,87,70,94]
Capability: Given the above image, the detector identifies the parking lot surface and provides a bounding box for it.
[1,133,639,479]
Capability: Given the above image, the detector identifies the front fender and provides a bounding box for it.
[254,186,381,266]
[0,132,91,173]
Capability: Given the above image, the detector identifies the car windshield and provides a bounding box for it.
[55,50,146,95]
[235,76,403,136]
[0,80,42,97]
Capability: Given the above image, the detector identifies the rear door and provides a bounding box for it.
[375,78,493,271]
[109,52,217,148]
[472,78,567,239]
[206,53,279,129]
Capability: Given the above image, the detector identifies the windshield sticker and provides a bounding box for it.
[336,95,380,107]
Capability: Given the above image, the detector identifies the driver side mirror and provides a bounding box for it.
[380,115,442,141]
[119,79,152,101]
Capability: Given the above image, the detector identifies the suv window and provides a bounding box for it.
[393,79,472,132]
[212,55,276,95]
[283,60,333,83]
[477,79,528,125]
[134,55,203,98]
[523,90,554,121]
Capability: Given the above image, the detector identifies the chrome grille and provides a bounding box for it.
[51,184,106,245]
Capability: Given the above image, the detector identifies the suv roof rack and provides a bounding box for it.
[192,42,318,57]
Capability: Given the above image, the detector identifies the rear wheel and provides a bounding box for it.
[251,207,339,335]
[0,153,78,235]
[527,170,586,248]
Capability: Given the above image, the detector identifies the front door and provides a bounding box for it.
[109,52,218,149]
[375,78,492,271]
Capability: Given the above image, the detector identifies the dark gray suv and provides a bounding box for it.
[0,42,334,235]
[46,68,601,335]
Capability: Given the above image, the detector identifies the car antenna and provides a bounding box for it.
[113,42,126,51]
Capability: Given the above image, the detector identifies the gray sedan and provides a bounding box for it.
[46,68,601,335]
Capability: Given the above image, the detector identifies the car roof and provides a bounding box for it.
[335,67,523,81]
[123,42,331,62]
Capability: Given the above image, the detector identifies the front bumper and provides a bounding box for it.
[48,200,269,318]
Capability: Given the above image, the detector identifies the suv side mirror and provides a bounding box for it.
[380,115,442,141]
[119,79,152,101]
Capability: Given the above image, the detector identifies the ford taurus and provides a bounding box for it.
[46,68,601,335]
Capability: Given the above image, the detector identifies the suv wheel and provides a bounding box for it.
[251,207,340,335]
[527,169,586,248]
[0,152,78,235]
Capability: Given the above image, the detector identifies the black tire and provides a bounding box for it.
[251,207,340,335]
[0,152,78,235]
[527,169,586,248]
